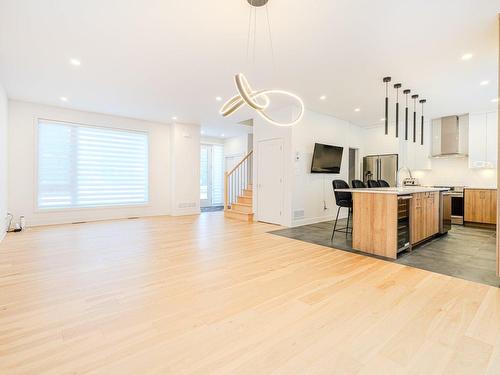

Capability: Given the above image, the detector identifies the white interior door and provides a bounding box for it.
[257,138,284,224]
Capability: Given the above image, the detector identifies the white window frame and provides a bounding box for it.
[34,118,151,212]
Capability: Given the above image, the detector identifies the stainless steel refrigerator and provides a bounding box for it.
[363,154,398,186]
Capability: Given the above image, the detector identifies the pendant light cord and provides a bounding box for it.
[246,2,253,62]
[253,4,257,64]
[246,1,257,65]
[265,4,277,75]
[245,1,276,74]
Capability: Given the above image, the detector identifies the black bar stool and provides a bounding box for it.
[351,179,366,188]
[378,179,390,187]
[367,180,380,188]
[331,180,353,240]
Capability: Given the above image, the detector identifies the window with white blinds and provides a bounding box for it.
[37,120,149,209]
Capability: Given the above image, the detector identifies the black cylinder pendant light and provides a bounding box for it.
[403,89,411,140]
[411,94,419,143]
[394,83,401,138]
[419,99,426,145]
[383,77,391,135]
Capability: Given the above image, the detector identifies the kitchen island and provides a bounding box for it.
[335,187,449,259]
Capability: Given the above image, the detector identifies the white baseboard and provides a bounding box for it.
[170,208,201,216]
[291,213,348,227]
[21,213,171,227]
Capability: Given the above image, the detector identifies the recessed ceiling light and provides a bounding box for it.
[492,98,499,103]
[69,58,81,66]
[201,130,205,135]
[319,95,327,100]
[60,97,68,102]
[171,116,177,120]
[354,108,361,112]
[215,96,222,101]
[461,53,473,60]
[221,133,225,137]
[380,117,385,121]
[480,80,489,86]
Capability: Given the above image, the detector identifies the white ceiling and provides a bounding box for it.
[0,0,499,134]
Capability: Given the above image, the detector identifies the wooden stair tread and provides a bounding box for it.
[242,190,252,197]
[230,202,253,214]
[232,202,252,207]
[225,209,254,222]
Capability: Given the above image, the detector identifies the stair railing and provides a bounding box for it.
[224,150,253,210]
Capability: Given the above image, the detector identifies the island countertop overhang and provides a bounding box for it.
[335,187,450,195]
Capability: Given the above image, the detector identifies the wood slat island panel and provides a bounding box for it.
[352,192,398,259]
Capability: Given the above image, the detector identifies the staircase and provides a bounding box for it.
[224,151,254,222]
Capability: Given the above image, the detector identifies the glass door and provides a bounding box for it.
[200,144,212,207]
[200,144,224,208]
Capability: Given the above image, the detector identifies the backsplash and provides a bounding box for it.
[412,157,497,188]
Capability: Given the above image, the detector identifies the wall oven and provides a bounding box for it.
[450,191,464,224]
[434,186,464,225]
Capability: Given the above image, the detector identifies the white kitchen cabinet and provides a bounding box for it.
[469,111,497,168]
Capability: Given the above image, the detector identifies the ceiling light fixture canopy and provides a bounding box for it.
[219,0,304,127]
[247,0,268,6]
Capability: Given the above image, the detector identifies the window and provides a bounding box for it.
[37,120,149,209]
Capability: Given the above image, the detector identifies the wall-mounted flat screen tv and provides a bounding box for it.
[310,143,343,173]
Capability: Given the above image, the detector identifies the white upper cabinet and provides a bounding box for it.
[469,111,497,168]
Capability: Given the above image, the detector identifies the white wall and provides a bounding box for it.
[201,136,224,145]
[170,122,200,216]
[224,134,252,157]
[253,107,365,227]
[362,124,400,156]
[7,100,171,226]
[413,158,497,188]
[0,84,7,241]
[290,110,364,226]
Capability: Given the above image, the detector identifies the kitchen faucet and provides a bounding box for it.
[396,166,413,187]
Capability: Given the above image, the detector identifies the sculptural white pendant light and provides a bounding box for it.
[219,0,304,127]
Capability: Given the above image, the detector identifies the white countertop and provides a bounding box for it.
[335,187,450,195]
[464,187,497,190]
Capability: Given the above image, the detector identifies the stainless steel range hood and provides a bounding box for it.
[431,114,469,157]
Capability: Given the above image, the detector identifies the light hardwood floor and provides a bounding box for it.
[1,213,500,374]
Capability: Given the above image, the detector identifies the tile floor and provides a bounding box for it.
[201,206,224,213]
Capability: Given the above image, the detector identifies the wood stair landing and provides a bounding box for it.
[225,186,254,222]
